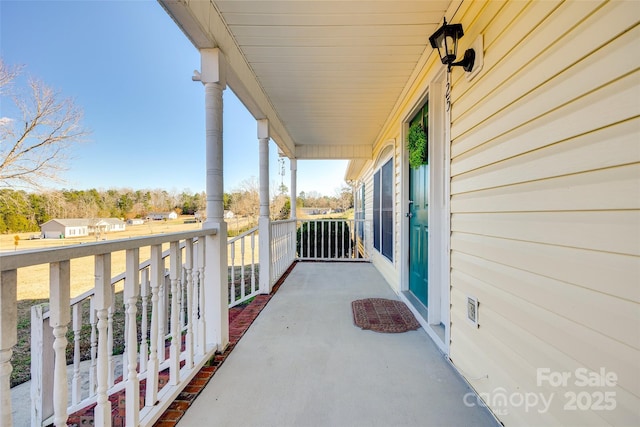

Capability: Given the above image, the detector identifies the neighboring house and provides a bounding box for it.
[299,207,332,216]
[161,1,639,425]
[146,212,178,221]
[40,219,89,239]
[196,210,233,220]
[89,218,126,235]
[40,218,126,238]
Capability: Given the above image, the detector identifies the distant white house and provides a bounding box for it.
[89,218,126,235]
[299,207,332,216]
[146,212,178,221]
[193,210,234,221]
[40,219,89,239]
[40,218,126,239]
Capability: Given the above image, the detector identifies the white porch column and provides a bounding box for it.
[258,119,272,294]
[290,159,297,219]
[195,48,229,351]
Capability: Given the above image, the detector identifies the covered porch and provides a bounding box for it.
[176,262,498,427]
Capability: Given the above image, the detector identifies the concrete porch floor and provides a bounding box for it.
[178,262,499,427]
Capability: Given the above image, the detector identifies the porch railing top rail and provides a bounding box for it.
[227,226,258,244]
[271,219,296,224]
[0,228,217,271]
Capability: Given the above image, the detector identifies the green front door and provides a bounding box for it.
[408,102,429,307]
[409,163,429,307]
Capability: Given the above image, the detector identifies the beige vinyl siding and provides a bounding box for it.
[448,0,640,426]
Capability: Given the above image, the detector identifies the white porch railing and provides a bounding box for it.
[2,218,369,427]
[268,218,369,285]
[1,229,220,427]
[270,219,297,285]
[296,218,370,261]
[228,227,260,307]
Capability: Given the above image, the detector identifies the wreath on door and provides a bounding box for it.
[407,122,427,169]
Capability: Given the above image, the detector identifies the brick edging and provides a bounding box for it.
[153,261,297,426]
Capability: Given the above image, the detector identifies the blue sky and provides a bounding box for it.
[0,0,348,196]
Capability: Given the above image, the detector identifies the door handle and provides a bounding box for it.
[406,212,413,218]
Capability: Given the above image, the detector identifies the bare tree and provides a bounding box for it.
[230,177,260,218]
[336,184,353,211]
[0,59,89,189]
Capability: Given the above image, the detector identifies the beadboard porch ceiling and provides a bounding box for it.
[159,0,452,161]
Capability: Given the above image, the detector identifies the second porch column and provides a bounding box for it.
[290,159,297,219]
[258,119,272,294]
[198,48,229,351]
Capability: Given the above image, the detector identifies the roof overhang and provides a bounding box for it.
[159,0,453,163]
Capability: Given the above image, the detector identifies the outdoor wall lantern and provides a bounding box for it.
[429,18,475,72]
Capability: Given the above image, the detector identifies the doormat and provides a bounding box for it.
[351,298,420,333]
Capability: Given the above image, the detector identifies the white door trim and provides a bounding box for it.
[400,67,451,355]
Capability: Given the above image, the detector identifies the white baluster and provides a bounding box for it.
[89,298,97,396]
[124,248,140,426]
[169,241,181,385]
[0,270,17,427]
[230,241,236,305]
[191,241,200,356]
[31,303,54,427]
[336,221,340,258]
[240,238,246,300]
[140,268,149,374]
[122,297,128,382]
[180,268,193,330]
[146,245,162,407]
[184,239,194,369]
[178,264,184,332]
[93,253,112,427]
[347,220,352,258]
[71,304,82,405]
[307,221,311,258]
[196,239,206,356]
[181,267,187,331]
[49,261,70,427]
[317,220,321,259]
[107,286,114,387]
[249,233,256,293]
[157,265,166,364]
[291,221,297,263]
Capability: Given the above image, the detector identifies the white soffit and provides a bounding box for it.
[166,1,451,159]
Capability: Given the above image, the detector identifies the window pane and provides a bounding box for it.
[381,159,393,261]
[373,171,380,251]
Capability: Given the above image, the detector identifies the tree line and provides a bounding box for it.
[0,182,353,233]
[0,188,205,233]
